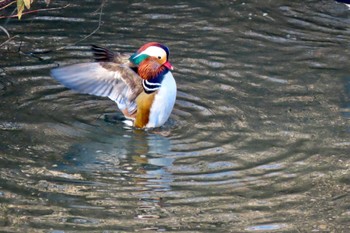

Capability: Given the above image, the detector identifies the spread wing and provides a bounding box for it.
[91,44,116,62]
[91,45,136,68]
[50,62,143,114]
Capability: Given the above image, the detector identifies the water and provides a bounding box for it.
[0,0,349,232]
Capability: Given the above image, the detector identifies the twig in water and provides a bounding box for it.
[56,0,105,51]
[0,35,19,48]
[0,26,10,38]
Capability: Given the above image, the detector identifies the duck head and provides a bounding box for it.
[130,42,173,80]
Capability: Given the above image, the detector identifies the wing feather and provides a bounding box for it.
[91,45,135,67]
[50,62,143,114]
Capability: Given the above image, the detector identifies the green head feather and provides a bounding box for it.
[129,53,149,65]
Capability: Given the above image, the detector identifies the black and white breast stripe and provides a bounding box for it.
[143,79,162,94]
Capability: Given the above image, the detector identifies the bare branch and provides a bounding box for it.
[0,0,16,10]
[0,3,70,19]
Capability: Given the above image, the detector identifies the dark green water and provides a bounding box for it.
[0,1,349,232]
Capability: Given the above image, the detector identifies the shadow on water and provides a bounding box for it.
[0,0,350,232]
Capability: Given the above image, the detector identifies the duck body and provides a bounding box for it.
[51,42,176,129]
[137,71,176,128]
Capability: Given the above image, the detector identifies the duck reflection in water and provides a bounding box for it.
[55,128,174,219]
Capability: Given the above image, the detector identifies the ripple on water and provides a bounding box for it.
[0,0,349,232]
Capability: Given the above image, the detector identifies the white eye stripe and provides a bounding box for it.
[139,46,167,59]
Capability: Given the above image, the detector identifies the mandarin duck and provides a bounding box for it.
[51,42,176,128]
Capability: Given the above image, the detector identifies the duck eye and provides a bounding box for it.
[158,56,161,59]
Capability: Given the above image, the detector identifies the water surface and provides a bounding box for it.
[0,0,349,232]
